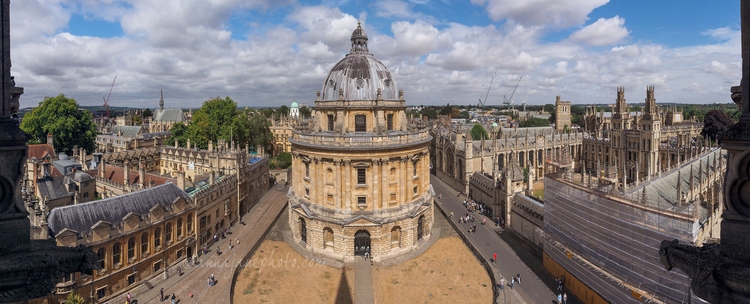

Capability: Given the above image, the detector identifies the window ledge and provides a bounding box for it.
[355,184,368,189]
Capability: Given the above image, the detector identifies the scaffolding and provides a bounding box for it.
[544,177,698,303]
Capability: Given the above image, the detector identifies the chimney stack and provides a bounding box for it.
[138,160,145,188]
[47,134,54,152]
[187,138,191,150]
[210,168,216,185]
[209,141,214,152]
[123,161,130,186]
[177,171,185,190]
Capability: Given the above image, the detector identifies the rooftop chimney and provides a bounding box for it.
[47,133,54,152]
[138,161,145,188]
[177,171,185,190]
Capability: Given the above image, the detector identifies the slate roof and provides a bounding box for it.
[154,108,186,122]
[27,144,56,159]
[47,183,190,236]
[64,170,94,183]
[53,154,82,176]
[109,125,143,138]
[37,176,73,201]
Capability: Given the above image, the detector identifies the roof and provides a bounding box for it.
[109,125,143,138]
[96,165,175,186]
[53,155,82,176]
[64,170,94,183]
[154,108,186,122]
[27,144,55,160]
[47,183,191,236]
[320,24,398,101]
[290,101,299,108]
[37,176,73,201]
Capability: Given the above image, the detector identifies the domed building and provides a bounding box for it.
[288,22,434,263]
[290,101,299,118]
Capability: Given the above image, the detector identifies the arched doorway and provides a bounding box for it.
[300,218,307,243]
[417,216,425,240]
[354,230,370,256]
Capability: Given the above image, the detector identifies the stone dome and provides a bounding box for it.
[290,101,299,108]
[319,22,399,101]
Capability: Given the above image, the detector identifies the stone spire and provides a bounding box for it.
[159,87,164,111]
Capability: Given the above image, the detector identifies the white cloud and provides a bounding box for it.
[472,0,609,28]
[570,16,629,46]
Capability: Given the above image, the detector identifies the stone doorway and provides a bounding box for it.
[354,230,370,256]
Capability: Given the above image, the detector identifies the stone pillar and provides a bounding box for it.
[139,160,145,188]
[177,171,185,190]
[123,161,130,188]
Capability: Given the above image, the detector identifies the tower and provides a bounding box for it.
[638,85,661,178]
[554,96,571,132]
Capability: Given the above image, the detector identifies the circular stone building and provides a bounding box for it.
[288,23,434,263]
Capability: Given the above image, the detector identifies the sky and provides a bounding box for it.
[11,0,741,110]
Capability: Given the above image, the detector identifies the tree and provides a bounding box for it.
[65,292,85,304]
[187,96,248,150]
[246,112,273,152]
[450,108,461,118]
[20,94,97,154]
[142,108,153,118]
[276,152,292,169]
[440,104,453,116]
[543,104,555,113]
[279,105,289,117]
[299,105,312,118]
[702,110,734,144]
[520,117,550,127]
[164,122,189,147]
[421,107,438,120]
[458,111,470,120]
[470,124,488,140]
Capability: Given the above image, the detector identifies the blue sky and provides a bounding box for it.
[10,0,742,109]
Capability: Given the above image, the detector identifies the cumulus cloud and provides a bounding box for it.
[471,0,609,28]
[569,16,629,46]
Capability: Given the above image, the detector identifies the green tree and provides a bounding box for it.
[543,104,555,113]
[187,96,247,149]
[20,94,97,154]
[279,105,289,117]
[458,111,470,120]
[299,105,312,118]
[470,124,488,140]
[276,152,292,169]
[440,104,453,116]
[421,107,438,120]
[164,122,189,147]
[520,117,551,127]
[65,292,85,304]
[142,108,153,118]
[246,112,273,152]
[702,110,734,144]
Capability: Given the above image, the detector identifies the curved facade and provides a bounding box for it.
[288,23,434,263]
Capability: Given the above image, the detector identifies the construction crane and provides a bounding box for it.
[521,84,531,112]
[103,76,117,119]
[478,72,496,108]
[502,76,523,111]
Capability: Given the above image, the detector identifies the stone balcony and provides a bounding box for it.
[291,128,431,150]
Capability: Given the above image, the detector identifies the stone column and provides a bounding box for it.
[381,158,388,209]
[335,159,342,209]
[372,159,379,211]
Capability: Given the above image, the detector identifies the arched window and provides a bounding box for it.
[391,226,402,248]
[154,227,162,249]
[390,167,396,183]
[97,248,106,270]
[187,214,193,233]
[165,223,173,244]
[323,227,334,249]
[326,168,333,184]
[141,233,149,255]
[177,218,183,238]
[299,218,307,243]
[112,242,121,266]
[128,237,135,260]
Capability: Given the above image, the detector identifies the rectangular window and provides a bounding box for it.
[83,192,89,198]
[96,287,107,299]
[357,168,366,185]
[357,196,366,206]
[153,261,161,272]
[387,114,394,131]
[413,186,418,194]
[355,114,366,132]
[328,114,334,131]
[413,161,418,177]
[128,274,136,285]
[305,188,310,197]
[305,163,310,178]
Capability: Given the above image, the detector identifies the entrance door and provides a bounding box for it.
[417,216,424,240]
[354,230,370,256]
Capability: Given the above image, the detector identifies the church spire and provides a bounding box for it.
[159,87,164,111]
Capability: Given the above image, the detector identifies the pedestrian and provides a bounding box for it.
[127,292,131,302]
[557,293,562,303]
[499,278,505,290]
[160,288,164,301]
[517,273,521,284]
[563,293,568,304]
[450,211,454,218]
[237,239,240,245]
[492,252,497,263]
[510,277,514,290]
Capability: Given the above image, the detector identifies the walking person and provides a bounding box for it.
[499,278,505,290]
[557,293,562,304]
[563,293,568,304]
[492,252,497,264]
[160,288,164,302]
[171,294,176,304]
[517,273,521,284]
[510,277,515,290]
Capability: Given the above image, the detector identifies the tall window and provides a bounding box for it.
[187,214,193,233]
[357,168,366,185]
[112,242,121,266]
[387,114,394,131]
[97,248,106,270]
[305,163,310,178]
[154,228,161,249]
[177,218,183,238]
[165,223,173,244]
[128,237,135,260]
[413,160,418,177]
[355,114,366,132]
[327,114,334,131]
[141,233,148,255]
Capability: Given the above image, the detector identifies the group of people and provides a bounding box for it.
[557,292,568,304]
[159,288,177,304]
[462,199,493,218]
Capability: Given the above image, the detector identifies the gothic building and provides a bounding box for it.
[150,89,187,133]
[287,23,434,263]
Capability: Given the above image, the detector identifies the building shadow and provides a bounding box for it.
[335,267,353,304]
